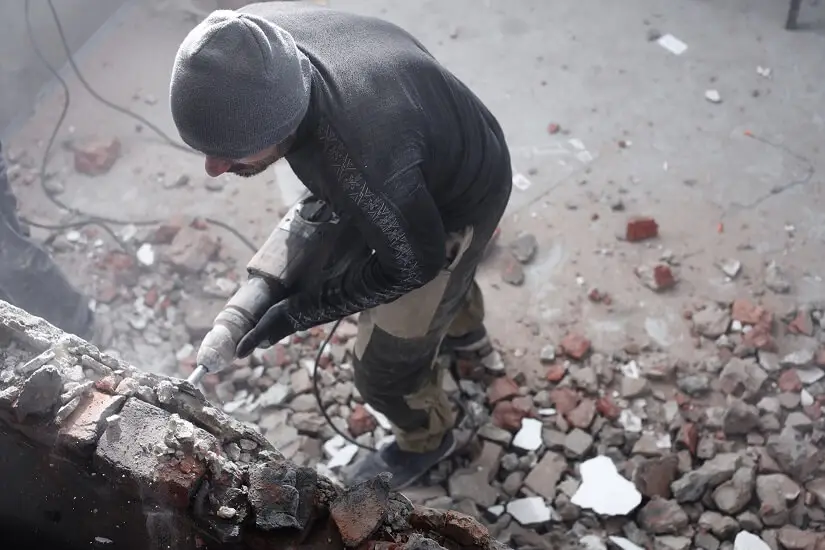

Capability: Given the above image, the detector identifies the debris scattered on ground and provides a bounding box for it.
[656,33,688,55]
[705,89,722,103]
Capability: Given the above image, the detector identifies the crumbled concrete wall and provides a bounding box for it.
[0,299,511,550]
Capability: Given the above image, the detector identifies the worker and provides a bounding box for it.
[169,4,512,489]
[0,141,95,340]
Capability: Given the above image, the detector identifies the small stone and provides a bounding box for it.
[694,532,721,550]
[478,423,512,446]
[566,398,596,429]
[712,467,755,515]
[216,506,236,519]
[561,333,591,360]
[510,233,538,264]
[634,455,679,499]
[637,498,688,535]
[722,399,760,436]
[258,383,291,408]
[677,374,711,396]
[491,398,533,432]
[718,258,742,278]
[698,511,740,540]
[501,254,525,286]
[719,358,767,398]
[733,531,771,550]
[776,526,821,550]
[797,366,824,384]
[539,345,556,364]
[73,137,121,176]
[620,376,651,398]
[670,453,740,502]
[693,304,732,338]
[704,89,722,103]
[563,428,593,458]
[785,411,812,431]
[524,451,567,500]
[755,473,800,527]
[764,261,791,294]
[636,263,677,291]
[778,369,803,392]
[15,366,63,420]
[505,497,551,526]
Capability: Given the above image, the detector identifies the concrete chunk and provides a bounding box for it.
[95,398,207,508]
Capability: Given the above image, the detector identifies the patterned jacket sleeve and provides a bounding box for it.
[280,144,446,332]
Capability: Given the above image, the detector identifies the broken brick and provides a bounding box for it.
[550,387,580,415]
[165,226,219,274]
[742,321,776,352]
[546,363,567,382]
[817,349,825,367]
[491,397,533,432]
[442,511,491,548]
[348,404,377,437]
[596,396,622,420]
[561,332,591,360]
[731,299,769,325]
[636,263,677,291]
[331,475,391,547]
[626,216,659,242]
[487,376,520,404]
[788,309,815,336]
[778,369,803,392]
[148,216,185,244]
[73,137,121,176]
[94,398,207,508]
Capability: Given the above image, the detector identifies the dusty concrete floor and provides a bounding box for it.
[7,0,825,376]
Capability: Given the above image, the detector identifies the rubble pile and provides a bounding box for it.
[0,300,510,550]
[196,291,825,549]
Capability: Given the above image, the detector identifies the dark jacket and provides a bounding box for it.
[241,3,512,332]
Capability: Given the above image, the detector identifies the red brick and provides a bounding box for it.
[73,137,121,176]
[778,369,802,392]
[546,363,567,382]
[486,376,520,404]
[596,396,622,420]
[731,299,770,325]
[561,332,591,360]
[442,511,491,547]
[148,216,185,244]
[144,288,159,307]
[58,391,126,451]
[626,216,659,242]
[653,265,676,289]
[742,320,776,351]
[788,310,815,336]
[155,455,207,508]
[348,404,377,437]
[550,387,580,415]
[491,398,534,432]
[547,123,561,135]
[817,349,825,367]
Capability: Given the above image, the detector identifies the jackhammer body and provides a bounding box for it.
[187,196,365,385]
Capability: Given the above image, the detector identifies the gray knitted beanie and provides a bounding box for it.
[170,10,312,159]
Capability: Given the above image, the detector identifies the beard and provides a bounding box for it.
[226,135,296,178]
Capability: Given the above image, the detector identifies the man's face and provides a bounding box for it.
[204,136,295,178]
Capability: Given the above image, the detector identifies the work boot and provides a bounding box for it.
[440,326,503,372]
[344,431,457,490]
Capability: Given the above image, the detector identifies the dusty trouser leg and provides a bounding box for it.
[347,220,503,490]
[353,226,479,454]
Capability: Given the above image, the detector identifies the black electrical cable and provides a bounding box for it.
[21,0,256,254]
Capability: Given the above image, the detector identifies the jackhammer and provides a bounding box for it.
[186,195,366,386]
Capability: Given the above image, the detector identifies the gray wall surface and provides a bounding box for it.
[0,0,128,137]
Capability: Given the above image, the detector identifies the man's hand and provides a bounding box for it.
[236,302,295,358]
